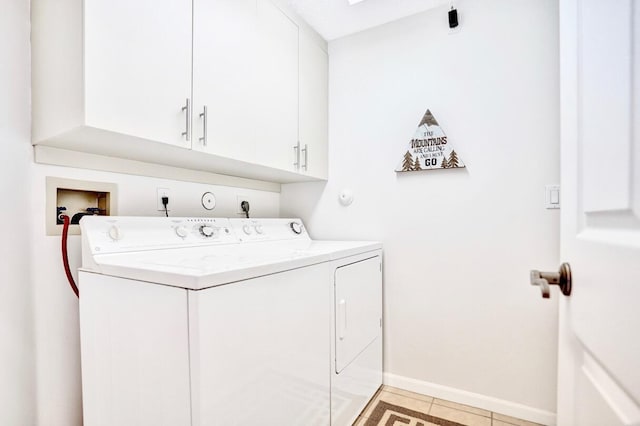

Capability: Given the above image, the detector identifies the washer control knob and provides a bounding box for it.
[243,224,253,235]
[200,225,216,238]
[255,224,264,234]
[175,226,188,238]
[108,225,122,241]
[290,222,303,235]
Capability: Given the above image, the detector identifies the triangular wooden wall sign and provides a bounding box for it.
[395,109,465,172]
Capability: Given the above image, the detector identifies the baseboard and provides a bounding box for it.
[383,373,556,426]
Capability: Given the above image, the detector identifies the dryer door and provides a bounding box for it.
[335,256,382,374]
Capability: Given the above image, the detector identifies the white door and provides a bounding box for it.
[335,256,382,374]
[254,0,299,172]
[192,0,258,160]
[83,0,192,148]
[557,0,640,425]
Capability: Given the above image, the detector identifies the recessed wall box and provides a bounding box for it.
[46,177,118,236]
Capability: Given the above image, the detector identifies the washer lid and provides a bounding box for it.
[84,239,381,290]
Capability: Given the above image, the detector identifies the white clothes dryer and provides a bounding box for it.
[78,216,382,426]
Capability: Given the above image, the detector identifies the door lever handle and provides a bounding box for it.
[530,263,572,298]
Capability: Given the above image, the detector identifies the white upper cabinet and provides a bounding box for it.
[84,0,193,147]
[32,0,328,183]
[254,0,300,172]
[32,0,192,149]
[192,0,258,160]
[299,31,329,180]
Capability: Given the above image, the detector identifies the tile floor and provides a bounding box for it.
[353,386,544,426]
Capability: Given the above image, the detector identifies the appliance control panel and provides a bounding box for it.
[80,217,238,255]
[229,218,309,242]
[80,217,310,257]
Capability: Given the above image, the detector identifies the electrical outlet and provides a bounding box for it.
[157,188,171,211]
[236,195,251,215]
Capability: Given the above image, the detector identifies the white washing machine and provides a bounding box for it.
[78,216,382,426]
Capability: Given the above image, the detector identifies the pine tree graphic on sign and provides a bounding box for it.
[447,150,460,168]
[402,151,413,171]
[395,109,465,172]
[413,157,422,171]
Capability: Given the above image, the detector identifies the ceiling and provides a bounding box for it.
[288,0,450,41]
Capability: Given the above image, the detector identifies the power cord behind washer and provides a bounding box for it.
[241,201,250,218]
[162,196,169,217]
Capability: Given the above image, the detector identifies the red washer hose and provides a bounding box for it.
[61,215,80,298]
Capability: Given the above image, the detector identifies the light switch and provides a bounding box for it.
[545,185,560,209]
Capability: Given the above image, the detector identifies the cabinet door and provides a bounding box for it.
[255,0,299,171]
[84,0,192,148]
[299,31,329,179]
[192,0,257,160]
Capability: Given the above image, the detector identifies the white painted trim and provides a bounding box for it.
[582,353,640,424]
[35,146,281,193]
[383,372,557,426]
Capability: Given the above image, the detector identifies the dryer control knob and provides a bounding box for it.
[255,224,264,234]
[200,225,216,238]
[290,222,303,235]
[175,226,188,238]
[108,225,122,241]
[243,225,253,235]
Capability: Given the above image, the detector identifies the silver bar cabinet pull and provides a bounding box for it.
[181,98,191,141]
[293,141,300,170]
[301,144,308,171]
[199,105,208,146]
[530,263,572,298]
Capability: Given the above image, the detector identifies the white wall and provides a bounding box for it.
[0,0,37,424]
[281,0,560,422]
[30,164,279,425]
